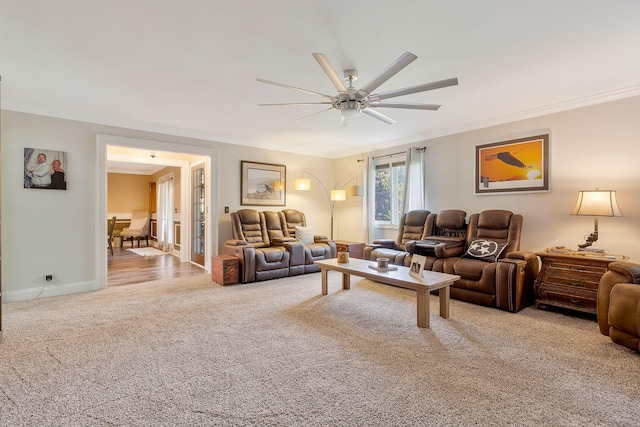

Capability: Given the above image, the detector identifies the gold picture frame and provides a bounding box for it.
[241,161,286,206]
[475,134,549,194]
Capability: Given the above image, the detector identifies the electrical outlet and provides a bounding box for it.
[45,274,53,282]
[224,206,229,214]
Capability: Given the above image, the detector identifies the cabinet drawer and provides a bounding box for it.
[536,283,597,313]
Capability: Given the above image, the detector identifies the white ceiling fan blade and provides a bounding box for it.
[362,108,396,125]
[371,77,459,101]
[340,115,349,127]
[357,52,417,97]
[368,102,441,110]
[256,78,335,100]
[293,107,336,123]
[312,53,348,94]
[259,102,333,106]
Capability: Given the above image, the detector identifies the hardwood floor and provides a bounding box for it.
[108,245,207,286]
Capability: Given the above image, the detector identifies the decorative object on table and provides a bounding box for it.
[409,254,427,279]
[570,188,622,250]
[377,257,389,269]
[294,171,363,239]
[474,134,549,194]
[23,147,68,190]
[337,251,350,263]
[241,161,286,206]
[257,51,458,127]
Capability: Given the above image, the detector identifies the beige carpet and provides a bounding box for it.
[0,272,638,426]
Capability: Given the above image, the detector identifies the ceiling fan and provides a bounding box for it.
[257,52,458,127]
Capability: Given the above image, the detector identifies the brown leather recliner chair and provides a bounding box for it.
[438,210,539,312]
[279,209,337,273]
[406,209,468,272]
[598,262,640,352]
[364,210,431,266]
[222,209,299,283]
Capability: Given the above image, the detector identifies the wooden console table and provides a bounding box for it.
[534,251,628,314]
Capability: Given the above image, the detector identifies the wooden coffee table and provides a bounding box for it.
[314,258,460,328]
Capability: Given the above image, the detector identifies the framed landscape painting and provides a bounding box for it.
[241,161,286,206]
[475,134,549,194]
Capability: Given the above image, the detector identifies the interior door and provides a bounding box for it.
[191,164,205,266]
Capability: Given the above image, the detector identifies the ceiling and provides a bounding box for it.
[2,1,640,159]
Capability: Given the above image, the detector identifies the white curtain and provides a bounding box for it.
[157,176,174,252]
[364,156,375,243]
[402,147,427,214]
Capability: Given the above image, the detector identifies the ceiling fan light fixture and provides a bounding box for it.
[340,100,361,119]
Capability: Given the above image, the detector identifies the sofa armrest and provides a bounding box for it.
[408,238,465,258]
[608,261,640,283]
[371,239,395,248]
[224,239,248,247]
[494,251,540,312]
[272,237,297,245]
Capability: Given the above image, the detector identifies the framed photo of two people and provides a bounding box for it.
[24,147,68,190]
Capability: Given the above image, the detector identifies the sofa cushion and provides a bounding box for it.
[462,239,507,263]
[295,225,314,244]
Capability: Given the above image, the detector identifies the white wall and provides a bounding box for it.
[335,95,640,261]
[4,94,640,302]
[1,111,334,302]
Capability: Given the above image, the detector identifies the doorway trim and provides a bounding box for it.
[96,134,218,290]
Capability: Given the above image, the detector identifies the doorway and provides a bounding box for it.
[97,134,218,290]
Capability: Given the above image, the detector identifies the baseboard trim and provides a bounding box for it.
[3,280,99,303]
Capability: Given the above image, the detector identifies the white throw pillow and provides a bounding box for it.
[295,225,314,245]
[128,217,148,231]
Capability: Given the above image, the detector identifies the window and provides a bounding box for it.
[374,155,405,225]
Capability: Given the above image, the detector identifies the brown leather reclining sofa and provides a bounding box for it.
[222,209,336,283]
[366,209,539,312]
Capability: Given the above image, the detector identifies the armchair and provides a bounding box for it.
[440,210,539,312]
[364,210,431,266]
[279,209,337,273]
[222,209,293,283]
[120,210,150,248]
[598,262,640,352]
[406,209,468,271]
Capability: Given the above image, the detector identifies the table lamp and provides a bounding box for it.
[570,189,622,250]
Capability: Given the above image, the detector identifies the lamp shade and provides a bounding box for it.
[330,189,346,201]
[294,178,311,191]
[571,190,622,217]
[348,185,364,196]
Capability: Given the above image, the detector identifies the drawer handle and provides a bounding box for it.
[568,282,586,288]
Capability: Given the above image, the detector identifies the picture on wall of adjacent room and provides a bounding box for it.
[241,161,286,206]
[23,148,68,190]
[475,134,549,194]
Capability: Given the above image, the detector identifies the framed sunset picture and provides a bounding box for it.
[475,134,549,194]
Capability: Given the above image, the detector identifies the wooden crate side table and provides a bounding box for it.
[534,251,628,314]
[334,240,365,259]
[211,254,239,285]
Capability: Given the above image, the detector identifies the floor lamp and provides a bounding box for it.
[294,172,363,240]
